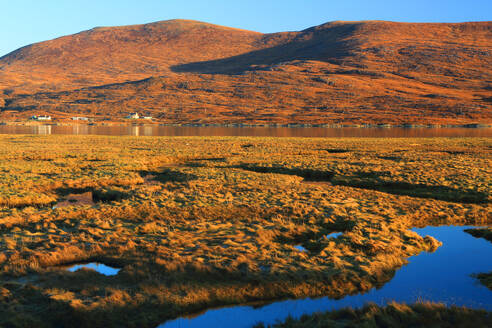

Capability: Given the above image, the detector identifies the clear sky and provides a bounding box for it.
[0,0,490,56]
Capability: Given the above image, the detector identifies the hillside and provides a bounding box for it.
[0,20,265,92]
[0,20,491,125]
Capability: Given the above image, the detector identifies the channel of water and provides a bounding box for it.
[158,225,492,328]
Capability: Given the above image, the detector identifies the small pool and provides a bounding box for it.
[65,262,120,276]
[158,225,492,328]
[326,232,343,239]
[294,245,307,252]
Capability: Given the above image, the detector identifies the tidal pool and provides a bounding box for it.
[158,225,492,328]
[65,262,120,276]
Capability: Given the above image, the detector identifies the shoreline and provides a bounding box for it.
[0,121,491,129]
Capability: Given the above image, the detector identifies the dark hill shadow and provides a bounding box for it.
[171,23,359,74]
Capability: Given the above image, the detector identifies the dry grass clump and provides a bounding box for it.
[0,135,490,327]
[255,302,492,328]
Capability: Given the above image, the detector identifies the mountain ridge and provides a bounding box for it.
[0,19,491,125]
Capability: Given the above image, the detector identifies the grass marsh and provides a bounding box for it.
[0,135,490,327]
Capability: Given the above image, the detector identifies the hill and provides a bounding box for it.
[0,20,265,92]
[0,20,491,125]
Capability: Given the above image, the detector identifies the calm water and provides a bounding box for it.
[0,125,491,137]
[158,226,492,328]
[66,262,120,276]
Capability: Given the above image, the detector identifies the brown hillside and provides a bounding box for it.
[0,20,491,124]
[0,20,265,92]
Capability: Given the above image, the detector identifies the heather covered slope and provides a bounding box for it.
[0,20,491,124]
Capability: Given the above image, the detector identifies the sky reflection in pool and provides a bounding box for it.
[326,232,343,239]
[66,262,120,276]
[294,245,307,252]
[158,225,492,328]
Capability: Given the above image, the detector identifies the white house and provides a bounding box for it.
[71,116,89,121]
[31,115,52,121]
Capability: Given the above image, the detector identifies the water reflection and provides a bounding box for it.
[130,125,140,136]
[65,262,120,276]
[0,125,491,137]
[326,232,343,239]
[33,125,52,135]
[72,124,89,135]
[294,245,307,252]
[143,126,154,136]
[158,226,492,328]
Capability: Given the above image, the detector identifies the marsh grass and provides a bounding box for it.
[0,136,490,327]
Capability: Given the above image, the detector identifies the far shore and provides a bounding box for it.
[0,120,490,129]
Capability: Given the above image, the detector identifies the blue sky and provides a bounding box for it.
[0,0,490,56]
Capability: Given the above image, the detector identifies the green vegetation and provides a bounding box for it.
[0,136,490,327]
[255,302,492,328]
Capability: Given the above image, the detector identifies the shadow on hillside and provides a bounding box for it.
[170,23,358,74]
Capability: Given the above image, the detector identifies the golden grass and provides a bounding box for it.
[0,135,490,327]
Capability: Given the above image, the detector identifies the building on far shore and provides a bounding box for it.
[126,113,140,119]
[71,116,89,121]
[31,115,52,121]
